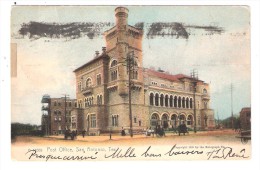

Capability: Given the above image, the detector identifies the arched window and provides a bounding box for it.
[150,93,154,106]
[151,113,159,126]
[89,97,92,106]
[97,95,103,105]
[179,114,186,124]
[79,100,82,108]
[174,96,177,107]
[178,97,182,108]
[134,71,138,79]
[86,98,89,107]
[165,95,169,107]
[100,95,102,105]
[111,60,118,67]
[162,114,169,128]
[204,102,207,109]
[186,97,189,108]
[155,93,159,106]
[160,94,164,106]
[112,115,119,127]
[139,120,142,126]
[182,97,186,108]
[134,117,137,123]
[129,70,138,79]
[169,96,173,107]
[111,71,114,81]
[86,78,92,87]
[111,70,117,81]
[171,114,178,127]
[187,115,193,125]
[97,95,99,105]
[190,98,193,109]
[90,114,96,128]
[134,60,138,67]
[203,88,207,94]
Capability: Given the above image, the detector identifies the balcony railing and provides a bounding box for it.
[41,106,49,111]
[81,86,93,95]
[202,94,210,100]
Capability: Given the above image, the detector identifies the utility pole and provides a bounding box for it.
[62,94,69,130]
[193,82,197,133]
[191,69,198,133]
[231,84,234,129]
[126,51,135,138]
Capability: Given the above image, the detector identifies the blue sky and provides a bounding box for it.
[10,6,250,124]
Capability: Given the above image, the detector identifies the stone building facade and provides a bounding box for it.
[239,107,251,130]
[72,7,215,135]
[41,94,77,135]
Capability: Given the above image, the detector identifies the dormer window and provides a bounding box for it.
[161,84,167,87]
[151,81,158,86]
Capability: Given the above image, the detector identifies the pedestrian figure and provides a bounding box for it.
[75,130,78,139]
[82,129,86,138]
[162,128,166,137]
[71,130,75,140]
[121,127,126,136]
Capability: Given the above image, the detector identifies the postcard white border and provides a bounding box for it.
[1,0,259,170]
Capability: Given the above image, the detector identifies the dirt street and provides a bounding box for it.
[12,129,248,146]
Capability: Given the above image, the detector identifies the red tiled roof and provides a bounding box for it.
[145,68,193,82]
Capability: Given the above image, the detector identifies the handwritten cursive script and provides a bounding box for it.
[165,144,203,156]
[206,146,249,160]
[141,146,162,157]
[104,147,136,159]
[26,149,98,161]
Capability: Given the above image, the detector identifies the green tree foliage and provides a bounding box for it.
[11,123,42,139]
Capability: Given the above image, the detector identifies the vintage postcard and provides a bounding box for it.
[9,5,252,162]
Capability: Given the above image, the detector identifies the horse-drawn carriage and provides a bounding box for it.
[144,124,189,137]
[64,130,77,140]
[177,124,189,136]
[144,126,165,137]
[236,130,251,144]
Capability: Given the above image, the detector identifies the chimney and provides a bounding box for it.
[95,51,99,57]
[102,47,106,54]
